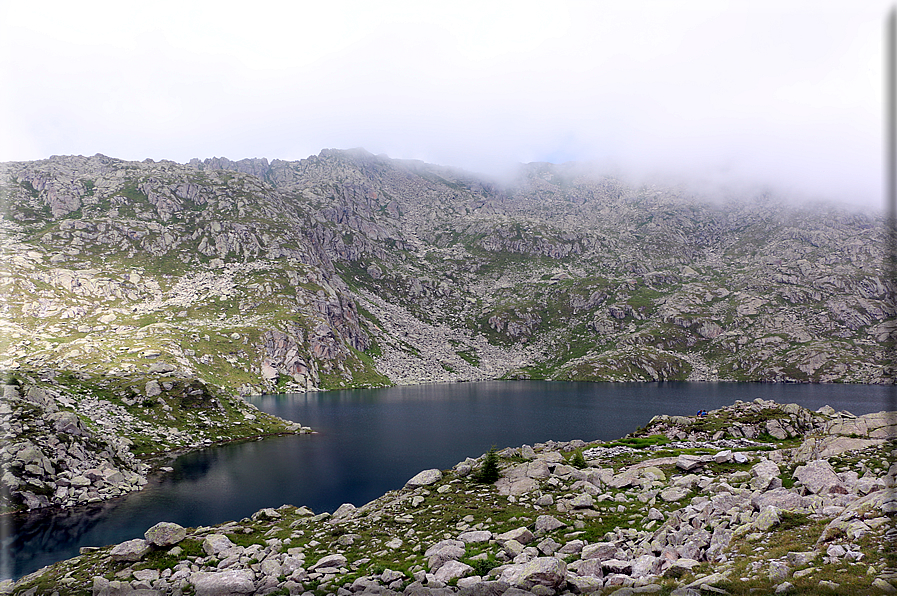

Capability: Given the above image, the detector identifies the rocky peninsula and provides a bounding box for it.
[6,399,895,595]
[0,372,308,513]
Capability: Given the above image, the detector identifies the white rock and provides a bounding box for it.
[434,560,473,583]
[191,570,255,596]
[406,469,442,487]
[110,538,150,562]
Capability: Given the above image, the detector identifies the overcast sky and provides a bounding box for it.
[0,1,890,208]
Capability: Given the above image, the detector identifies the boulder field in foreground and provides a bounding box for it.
[6,398,896,595]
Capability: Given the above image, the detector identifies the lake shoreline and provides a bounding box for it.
[7,397,896,595]
[5,380,893,584]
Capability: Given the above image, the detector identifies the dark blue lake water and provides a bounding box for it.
[5,381,894,580]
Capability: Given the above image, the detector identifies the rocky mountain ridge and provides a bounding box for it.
[1,149,892,395]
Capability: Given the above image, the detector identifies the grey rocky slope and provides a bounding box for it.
[7,399,895,595]
[1,149,893,395]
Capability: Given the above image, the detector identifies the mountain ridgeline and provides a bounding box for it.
[0,148,893,395]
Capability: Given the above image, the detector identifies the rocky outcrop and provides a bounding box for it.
[0,379,148,511]
[8,400,895,595]
[0,150,892,394]
[0,372,308,513]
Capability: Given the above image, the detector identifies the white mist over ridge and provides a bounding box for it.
[1,2,886,211]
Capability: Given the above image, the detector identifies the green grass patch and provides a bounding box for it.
[611,434,671,449]
[455,348,480,367]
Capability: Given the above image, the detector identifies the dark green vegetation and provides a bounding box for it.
[475,447,501,483]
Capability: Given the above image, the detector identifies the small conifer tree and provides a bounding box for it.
[475,446,500,483]
[570,448,587,469]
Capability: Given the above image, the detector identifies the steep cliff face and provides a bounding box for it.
[1,153,379,397]
[0,149,893,395]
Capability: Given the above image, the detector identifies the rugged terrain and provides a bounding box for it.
[6,399,895,595]
[1,150,893,395]
[0,371,307,513]
[0,150,894,514]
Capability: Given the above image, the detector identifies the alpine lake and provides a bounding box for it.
[6,381,894,580]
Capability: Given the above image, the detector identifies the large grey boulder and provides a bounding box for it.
[351,577,382,593]
[20,491,49,510]
[13,443,45,468]
[602,559,632,575]
[495,527,534,545]
[706,528,734,560]
[260,558,282,577]
[144,522,186,547]
[713,450,733,463]
[458,530,492,543]
[786,551,817,567]
[685,571,731,588]
[676,454,704,471]
[513,557,567,590]
[251,507,281,521]
[608,470,640,488]
[380,569,405,584]
[145,380,162,397]
[309,553,348,570]
[581,542,618,561]
[50,411,89,437]
[793,460,845,494]
[765,419,789,440]
[750,460,781,491]
[567,575,604,593]
[536,537,561,556]
[631,554,662,578]
[534,515,567,533]
[769,560,790,582]
[496,476,539,496]
[191,570,255,596]
[526,459,551,479]
[795,436,884,461]
[502,539,526,558]
[110,538,150,562]
[331,503,357,519]
[664,558,701,578]
[24,386,55,410]
[751,488,803,511]
[574,558,605,578]
[425,539,465,571]
[202,534,236,556]
[659,487,689,502]
[434,560,473,583]
[754,506,780,531]
[457,579,510,594]
[406,469,443,488]
[570,493,595,509]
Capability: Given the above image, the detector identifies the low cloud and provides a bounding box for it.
[0,1,887,209]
